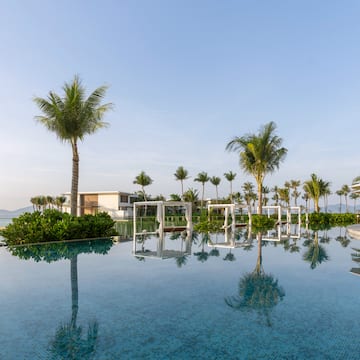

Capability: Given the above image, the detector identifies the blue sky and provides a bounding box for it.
[1,0,360,210]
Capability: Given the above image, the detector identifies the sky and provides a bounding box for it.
[1,0,360,210]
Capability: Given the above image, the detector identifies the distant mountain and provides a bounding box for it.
[0,206,33,217]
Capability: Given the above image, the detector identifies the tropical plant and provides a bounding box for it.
[303,174,330,213]
[290,179,301,206]
[341,184,351,213]
[336,189,344,213]
[226,122,287,215]
[194,171,210,208]
[34,76,112,216]
[350,192,360,213]
[174,166,189,198]
[183,188,199,210]
[242,182,256,213]
[133,171,153,201]
[210,176,221,204]
[278,187,290,208]
[224,171,237,203]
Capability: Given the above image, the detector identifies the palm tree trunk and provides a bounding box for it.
[70,256,79,328]
[181,180,184,197]
[257,181,263,215]
[201,184,205,208]
[71,141,79,216]
[230,181,233,203]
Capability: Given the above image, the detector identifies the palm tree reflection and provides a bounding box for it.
[302,231,329,269]
[225,233,285,326]
[9,239,113,359]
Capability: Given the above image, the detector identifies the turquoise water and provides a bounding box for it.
[1,227,360,359]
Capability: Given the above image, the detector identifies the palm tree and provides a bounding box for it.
[169,193,181,201]
[224,171,237,203]
[194,171,210,208]
[133,171,153,201]
[226,122,287,214]
[336,189,344,213]
[350,192,360,213]
[290,179,301,206]
[302,191,310,213]
[34,76,112,216]
[284,181,291,205]
[341,184,351,213]
[183,188,199,210]
[210,176,221,204]
[174,166,189,198]
[262,186,270,206]
[278,187,290,208]
[271,186,280,206]
[242,182,256,213]
[55,195,67,211]
[303,174,329,213]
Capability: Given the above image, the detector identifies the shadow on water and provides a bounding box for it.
[8,238,113,360]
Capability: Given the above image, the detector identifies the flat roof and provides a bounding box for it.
[63,191,136,196]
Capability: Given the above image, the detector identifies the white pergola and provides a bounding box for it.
[133,201,192,237]
[207,203,250,230]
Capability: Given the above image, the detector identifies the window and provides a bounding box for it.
[120,195,128,203]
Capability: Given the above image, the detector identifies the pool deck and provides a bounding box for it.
[347,224,360,240]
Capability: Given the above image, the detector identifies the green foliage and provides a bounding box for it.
[301,212,356,230]
[1,210,116,245]
[194,219,222,233]
[251,215,276,231]
[8,238,114,262]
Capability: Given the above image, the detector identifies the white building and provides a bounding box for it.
[63,191,138,219]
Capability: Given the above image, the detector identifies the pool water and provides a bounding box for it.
[1,227,360,359]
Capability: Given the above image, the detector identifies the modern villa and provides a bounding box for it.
[351,180,360,193]
[63,191,138,219]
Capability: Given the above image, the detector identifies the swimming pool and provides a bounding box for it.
[1,227,359,359]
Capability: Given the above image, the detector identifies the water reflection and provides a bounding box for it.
[133,230,192,265]
[302,231,330,269]
[225,233,285,327]
[8,239,113,359]
[350,247,360,276]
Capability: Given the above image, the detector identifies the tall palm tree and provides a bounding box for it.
[262,186,270,206]
[133,171,153,201]
[303,174,329,213]
[34,76,112,216]
[341,184,351,213]
[278,187,290,208]
[284,181,292,205]
[350,192,360,213]
[194,171,210,208]
[290,179,301,206]
[210,176,221,204]
[336,189,344,213]
[224,171,237,203]
[242,182,256,213]
[226,122,287,214]
[271,186,280,206]
[174,166,189,198]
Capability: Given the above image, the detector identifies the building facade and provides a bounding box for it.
[63,191,138,219]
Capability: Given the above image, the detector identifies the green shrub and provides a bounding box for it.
[0,210,116,245]
[301,212,356,230]
[251,215,276,232]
